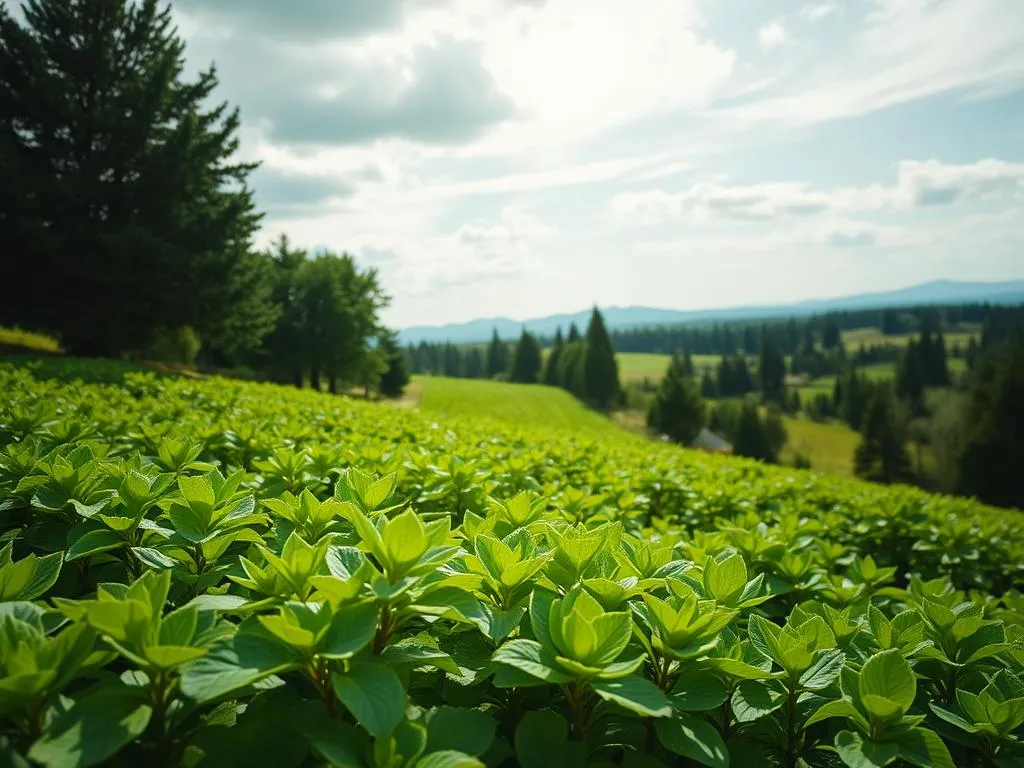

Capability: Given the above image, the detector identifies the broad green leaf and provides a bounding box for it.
[731,680,785,723]
[180,627,301,703]
[412,751,484,768]
[834,730,900,768]
[425,706,496,757]
[29,685,152,768]
[66,529,123,562]
[513,711,586,768]
[800,649,845,691]
[332,661,406,737]
[670,669,729,711]
[858,650,915,717]
[591,675,672,717]
[655,713,729,768]
[492,639,572,684]
[890,728,955,768]
[18,552,63,601]
[319,601,379,659]
[703,552,747,604]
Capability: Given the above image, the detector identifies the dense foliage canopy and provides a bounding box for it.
[1,359,1022,767]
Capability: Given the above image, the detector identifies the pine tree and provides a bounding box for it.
[822,317,841,350]
[543,328,564,386]
[485,329,508,378]
[583,308,620,410]
[377,331,410,397]
[567,323,582,343]
[733,399,772,462]
[956,336,1024,508]
[462,347,484,378]
[931,330,950,386]
[700,369,717,398]
[839,367,874,431]
[509,329,542,383]
[896,340,926,415]
[647,354,706,444]
[558,342,587,397]
[854,384,912,484]
[442,343,463,377]
[759,327,787,403]
[0,0,265,357]
[682,349,695,377]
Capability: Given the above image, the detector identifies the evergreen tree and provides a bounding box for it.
[647,354,706,445]
[743,326,759,355]
[854,383,913,484]
[881,309,901,336]
[462,346,484,379]
[682,349,695,377]
[839,367,874,431]
[0,0,265,357]
[700,369,717,398]
[956,336,1024,508]
[733,399,772,462]
[509,329,542,383]
[543,328,564,386]
[485,329,508,378]
[377,331,410,397]
[930,330,950,386]
[716,357,734,397]
[896,340,926,415]
[442,343,462,377]
[583,308,620,410]
[822,317,841,349]
[758,327,787,403]
[558,342,587,397]
[567,323,582,343]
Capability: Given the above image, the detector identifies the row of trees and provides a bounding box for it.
[646,353,788,463]
[609,303,1006,356]
[0,0,408,397]
[408,310,622,411]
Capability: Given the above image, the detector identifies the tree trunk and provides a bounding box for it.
[310,364,321,391]
[291,368,302,388]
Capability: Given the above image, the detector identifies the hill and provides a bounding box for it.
[397,278,1024,344]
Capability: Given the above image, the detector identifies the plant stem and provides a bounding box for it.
[784,685,798,768]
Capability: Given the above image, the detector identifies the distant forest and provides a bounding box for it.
[406,302,1024,377]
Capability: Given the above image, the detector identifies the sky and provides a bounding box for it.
[169,0,1024,328]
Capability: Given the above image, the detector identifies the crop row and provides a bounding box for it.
[1,364,1022,767]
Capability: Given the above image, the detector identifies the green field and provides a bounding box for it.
[841,325,979,349]
[617,352,729,383]
[411,374,633,440]
[781,416,861,476]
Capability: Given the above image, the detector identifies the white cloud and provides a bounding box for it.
[724,0,1024,127]
[800,2,839,22]
[758,21,790,50]
[610,159,1024,224]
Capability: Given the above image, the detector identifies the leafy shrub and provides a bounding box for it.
[0,361,1022,767]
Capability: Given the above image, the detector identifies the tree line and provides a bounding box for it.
[0,0,408,397]
[407,309,622,411]
[608,303,1013,356]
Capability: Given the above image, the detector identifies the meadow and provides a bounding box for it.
[409,375,634,441]
[1,358,1023,768]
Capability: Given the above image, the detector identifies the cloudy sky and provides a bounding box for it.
[171,0,1024,328]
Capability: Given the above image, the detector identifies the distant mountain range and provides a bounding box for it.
[396,279,1024,345]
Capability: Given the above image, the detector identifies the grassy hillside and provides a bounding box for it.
[411,374,635,441]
